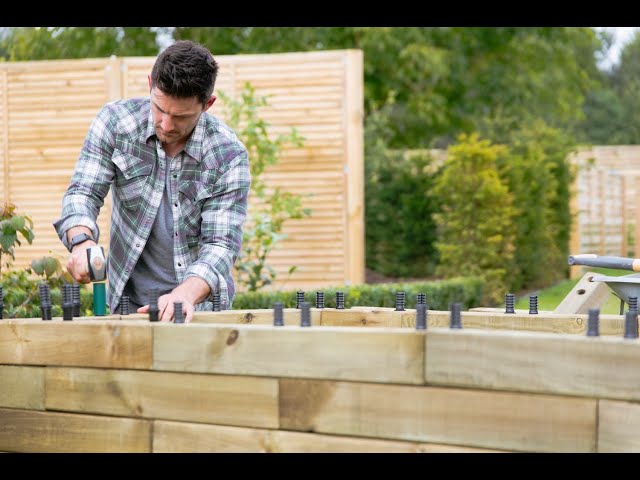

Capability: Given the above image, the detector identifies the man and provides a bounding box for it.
[54,40,251,322]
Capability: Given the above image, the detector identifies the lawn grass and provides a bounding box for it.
[511,267,631,314]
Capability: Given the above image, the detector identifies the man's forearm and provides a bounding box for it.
[173,276,211,305]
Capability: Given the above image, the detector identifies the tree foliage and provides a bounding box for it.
[495,121,577,291]
[579,30,640,144]
[432,134,516,305]
[0,27,160,60]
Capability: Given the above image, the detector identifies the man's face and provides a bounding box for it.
[150,87,205,146]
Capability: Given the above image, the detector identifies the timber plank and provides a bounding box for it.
[327,308,625,335]
[45,367,278,429]
[153,420,506,453]
[426,311,624,335]
[191,309,322,325]
[0,320,152,369]
[320,308,411,327]
[153,323,424,384]
[0,365,45,409]
[598,400,640,452]
[425,328,640,401]
[279,379,596,453]
[0,408,150,453]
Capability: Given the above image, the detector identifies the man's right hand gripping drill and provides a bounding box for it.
[65,227,100,284]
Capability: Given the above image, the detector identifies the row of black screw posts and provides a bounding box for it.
[30,283,82,321]
[24,284,224,324]
[295,290,422,311]
[276,290,433,328]
[139,289,223,323]
[15,285,639,338]
[585,297,639,339]
[505,292,639,339]
[504,293,540,315]
[274,290,640,338]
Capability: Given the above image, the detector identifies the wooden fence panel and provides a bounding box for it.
[569,146,640,274]
[0,67,7,205]
[2,59,113,272]
[1,50,364,290]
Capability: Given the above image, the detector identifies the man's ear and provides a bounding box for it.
[204,95,216,112]
[148,74,152,91]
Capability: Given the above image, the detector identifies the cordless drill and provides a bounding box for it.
[86,246,107,316]
[87,245,107,282]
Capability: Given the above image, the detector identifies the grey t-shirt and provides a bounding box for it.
[122,155,177,309]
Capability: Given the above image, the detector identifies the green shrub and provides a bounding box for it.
[365,148,442,277]
[232,276,484,311]
[1,268,94,319]
[494,121,575,291]
[432,134,517,306]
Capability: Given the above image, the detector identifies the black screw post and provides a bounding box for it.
[628,296,638,315]
[62,284,73,321]
[212,292,221,311]
[395,291,406,311]
[300,302,311,327]
[315,291,325,309]
[587,308,600,337]
[505,293,515,314]
[624,310,639,339]
[336,291,345,309]
[273,302,284,326]
[296,291,305,309]
[61,283,69,305]
[416,303,427,330]
[72,284,81,318]
[174,302,184,324]
[62,303,73,321]
[450,302,462,329]
[148,288,159,322]
[120,296,130,316]
[39,282,52,321]
[416,293,426,306]
[529,295,538,315]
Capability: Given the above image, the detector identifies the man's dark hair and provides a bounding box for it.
[151,40,219,106]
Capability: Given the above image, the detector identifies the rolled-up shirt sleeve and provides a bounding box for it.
[184,149,251,308]
[53,105,117,250]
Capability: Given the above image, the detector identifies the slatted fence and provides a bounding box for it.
[569,146,640,264]
[0,50,364,290]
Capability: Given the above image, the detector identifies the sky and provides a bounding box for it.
[596,27,640,70]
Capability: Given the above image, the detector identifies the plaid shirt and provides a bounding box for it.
[54,97,251,312]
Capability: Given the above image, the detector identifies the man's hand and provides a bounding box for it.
[137,276,211,323]
[66,241,97,284]
[137,291,196,323]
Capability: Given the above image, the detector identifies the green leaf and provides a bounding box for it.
[1,221,14,234]
[31,258,45,275]
[10,216,25,231]
[19,228,34,244]
[42,256,58,277]
[0,233,16,252]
